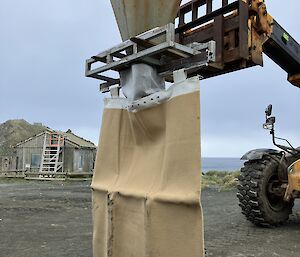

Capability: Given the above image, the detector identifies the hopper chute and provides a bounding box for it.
[110,0,182,41]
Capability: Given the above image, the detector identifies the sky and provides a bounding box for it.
[1,0,300,157]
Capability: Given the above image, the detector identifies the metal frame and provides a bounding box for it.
[86,0,277,93]
[174,0,258,80]
[85,23,216,93]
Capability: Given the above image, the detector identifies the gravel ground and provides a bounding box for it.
[203,188,300,257]
[1,179,300,257]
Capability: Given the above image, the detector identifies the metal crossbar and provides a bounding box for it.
[85,23,216,93]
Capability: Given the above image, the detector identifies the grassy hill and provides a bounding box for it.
[0,119,47,156]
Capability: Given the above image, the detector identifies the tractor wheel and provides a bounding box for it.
[237,155,293,227]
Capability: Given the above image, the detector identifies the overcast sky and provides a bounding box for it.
[1,0,300,157]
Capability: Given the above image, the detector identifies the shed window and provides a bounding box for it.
[31,154,41,168]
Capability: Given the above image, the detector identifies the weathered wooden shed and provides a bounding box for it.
[14,129,97,180]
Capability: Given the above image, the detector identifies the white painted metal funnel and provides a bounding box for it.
[110,0,182,41]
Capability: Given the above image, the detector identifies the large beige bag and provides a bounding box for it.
[91,77,204,257]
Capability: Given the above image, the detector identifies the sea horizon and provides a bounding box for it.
[201,157,243,173]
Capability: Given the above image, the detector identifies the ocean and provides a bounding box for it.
[202,157,244,173]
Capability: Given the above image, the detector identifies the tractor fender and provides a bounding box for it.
[241,149,282,161]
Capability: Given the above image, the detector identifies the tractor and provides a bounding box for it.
[238,104,300,226]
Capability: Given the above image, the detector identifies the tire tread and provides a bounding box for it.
[237,156,292,227]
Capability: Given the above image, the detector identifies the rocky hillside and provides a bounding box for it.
[0,120,47,156]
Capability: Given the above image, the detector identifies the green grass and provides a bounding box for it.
[1,171,240,190]
[202,171,240,190]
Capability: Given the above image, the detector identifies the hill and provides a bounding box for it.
[0,119,47,156]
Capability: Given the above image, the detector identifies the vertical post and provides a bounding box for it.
[176,9,185,43]
[192,3,198,21]
[206,0,212,14]
[239,0,249,60]
[106,54,113,64]
[214,14,224,68]
[22,147,25,171]
[222,0,228,7]
[132,43,138,54]
[39,133,47,173]
[166,23,175,43]
[62,142,64,174]
[179,11,185,26]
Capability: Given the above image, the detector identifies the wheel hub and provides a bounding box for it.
[266,175,287,211]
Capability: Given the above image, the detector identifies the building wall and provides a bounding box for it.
[0,156,17,171]
[63,143,74,173]
[15,133,45,171]
[73,148,96,173]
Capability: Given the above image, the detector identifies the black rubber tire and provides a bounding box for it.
[237,155,293,227]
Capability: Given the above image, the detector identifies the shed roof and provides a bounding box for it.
[61,130,96,149]
[15,129,96,149]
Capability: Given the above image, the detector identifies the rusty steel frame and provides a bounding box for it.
[173,0,263,80]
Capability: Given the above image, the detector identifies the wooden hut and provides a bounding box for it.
[14,129,96,180]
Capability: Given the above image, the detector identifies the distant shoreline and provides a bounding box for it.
[202,157,243,173]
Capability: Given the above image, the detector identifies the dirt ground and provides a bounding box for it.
[1,180,300,257]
